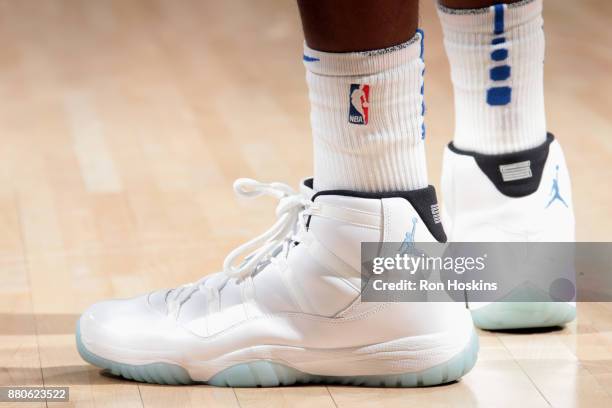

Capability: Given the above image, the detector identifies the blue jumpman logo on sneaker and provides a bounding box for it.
[399,217,418,254]
[546,165,568,208]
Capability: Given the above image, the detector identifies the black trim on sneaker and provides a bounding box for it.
[448,133,555,198]
[303,178,314,190]
[311,185,447,243]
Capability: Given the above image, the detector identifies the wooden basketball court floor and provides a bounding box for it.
[0,0,610,406]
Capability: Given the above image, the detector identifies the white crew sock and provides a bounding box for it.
[438,0,546,155]
[303,32,428,192]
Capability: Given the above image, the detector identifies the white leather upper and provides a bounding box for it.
[442,139,575,242]
[79,179,473,379]
[441,140,576,309]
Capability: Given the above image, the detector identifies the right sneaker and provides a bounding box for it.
[77,178,477,387]
[441,133,576,330]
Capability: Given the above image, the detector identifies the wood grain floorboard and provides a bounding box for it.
[0,0,609,407]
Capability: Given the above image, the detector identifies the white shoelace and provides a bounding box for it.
[166,178,311,317]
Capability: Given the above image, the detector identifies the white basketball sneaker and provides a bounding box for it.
[441,133,576,330]
[77,178,477,387]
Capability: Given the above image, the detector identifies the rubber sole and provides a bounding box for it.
[471,302,576,330]
[76,322,479,387]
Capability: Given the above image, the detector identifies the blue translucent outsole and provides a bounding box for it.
[76,321,478,387]
[471,302,576,330]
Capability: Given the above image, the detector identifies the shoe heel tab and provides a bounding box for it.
[401,186,447,243]
[447,133,555,198]
[312,186,447,243]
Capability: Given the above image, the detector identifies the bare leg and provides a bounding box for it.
[440,0,523,8]
[297,0,418,52]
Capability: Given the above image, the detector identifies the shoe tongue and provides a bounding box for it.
[170,179,316,325]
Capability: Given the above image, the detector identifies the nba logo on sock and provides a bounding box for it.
[348,84,370,125]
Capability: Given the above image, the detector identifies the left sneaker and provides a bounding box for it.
[441,133,576,330]
[77,178,477,387]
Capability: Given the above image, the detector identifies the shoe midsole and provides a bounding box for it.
[80,322,474,381]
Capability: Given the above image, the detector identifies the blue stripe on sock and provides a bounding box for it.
[494,4,505,35]
[303,55,319,62]
[416,28,424,59]
[417,29,426,140]
[490,65,511,81]
[487,86,512,105]
[487,5,510,106]
[491,49,508,61]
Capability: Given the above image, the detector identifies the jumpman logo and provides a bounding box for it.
[399,217,418,254]
[546,165,568,208]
